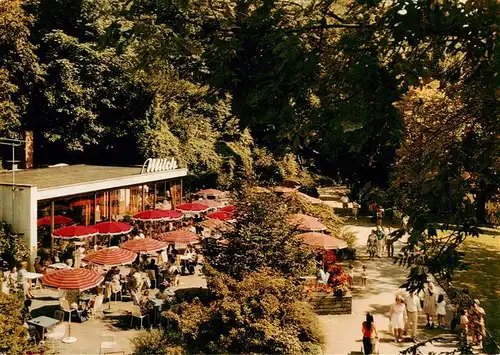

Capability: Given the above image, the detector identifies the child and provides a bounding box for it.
[348,264,354,288]
[460,309,469,341]
[436,294,446,328]
[361,265,367,287]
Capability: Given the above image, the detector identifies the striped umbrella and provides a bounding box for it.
[37,215,74,227]
[220,205,236,213]
[93,221,133,235]
[41,268,104,291]
[206,211,234,221]
[52,225,99,239]
[196,199,222,209]
[132,210,183,221]
[288,214,327,232]
[160,230,199,244]
[296,232,347,250]
[121,238,168,253]
[196,188,224,197]
[83,247,137,266]
[177,202,210,213]
[199,219,232,231]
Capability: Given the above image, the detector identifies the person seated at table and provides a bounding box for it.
[184,246,196,259]
[7,266,19,292]
[50,250,61,264]
[145,259,160,284]
[34,257,46,275]
[64,258,73,269]
[19,262,35,298]
[22,299,42,343]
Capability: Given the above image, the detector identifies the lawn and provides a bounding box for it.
[453,232,500,345]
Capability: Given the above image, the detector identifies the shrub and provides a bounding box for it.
[162,267,325,355]
[0,293,29,354]
[0,221,29,267]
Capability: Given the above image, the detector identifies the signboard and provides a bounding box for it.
[141,157,178,174]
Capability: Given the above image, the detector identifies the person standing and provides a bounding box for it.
[376,228,385,258]
[361,266,368,287]
[389,295,408,342]
[436,294,447,329]
[469,299,486,348]
[404,290,421,341]
[370,202,378,222]
[367,231,378,260]
[352,202,360,220]
[423,282,437,328]
[348,264,354,288]
[362,313,378,355]
[376,207,384,226]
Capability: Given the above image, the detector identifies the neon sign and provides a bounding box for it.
[141,158,178,173]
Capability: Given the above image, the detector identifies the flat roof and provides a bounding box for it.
[0,165,188,200]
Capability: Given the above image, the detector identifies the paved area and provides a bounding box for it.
[320,225,458,355]
[31,272,207,354]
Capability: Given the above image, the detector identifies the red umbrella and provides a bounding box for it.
[160,230,199,244]
[177,202,210,213]
[296,232,347,250]
[93,221,133,235]
[288,214,327,232]
[37,215,74,227]
[69,199,94,207]
[196,188,224,196]
[132,210,183,221]
[121,238,168,253]
[41,268,104,291]
[220,205,236,213]
[83,247,137,266]
[206,211,234,221]
[52,225,98,239]
[196,199,222,209]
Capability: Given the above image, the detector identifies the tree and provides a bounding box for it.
[203,187,318,280]
[156,267,324,355]
[0,0,42,140]
[0,293,29,354]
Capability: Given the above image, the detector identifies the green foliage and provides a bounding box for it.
[204,187,318,280]
[0,222,30,267]
[162,266,325,355]
[131,329,183,355]
[0,293,29,354]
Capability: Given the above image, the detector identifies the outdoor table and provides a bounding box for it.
[28,316,59,340]
[24,272,44,280]
[48,263,67,269]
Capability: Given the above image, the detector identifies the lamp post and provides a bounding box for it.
[0,137,26,223]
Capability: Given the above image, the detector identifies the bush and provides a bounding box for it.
[162,267,325,355]
[131,329,183,355]
[0,221,29,267]
[0,293,29,354]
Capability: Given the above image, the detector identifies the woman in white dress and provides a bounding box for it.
[389,295,407,342]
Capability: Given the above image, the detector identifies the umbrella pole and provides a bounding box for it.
[62,311,77,343]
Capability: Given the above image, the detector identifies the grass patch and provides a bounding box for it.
[453,233,500,344]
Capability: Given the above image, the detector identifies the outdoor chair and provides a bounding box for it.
[99,333,116,355]
[44,317,67,354]
[90,295,105,319]
[129,304,149,329]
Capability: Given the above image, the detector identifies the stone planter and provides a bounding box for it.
[307,291,352,315]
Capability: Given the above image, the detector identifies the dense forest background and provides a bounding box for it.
[0,0,498,221]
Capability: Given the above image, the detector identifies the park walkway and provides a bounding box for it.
[319,225,458,355]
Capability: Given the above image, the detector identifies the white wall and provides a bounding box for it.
[0,184,38,267]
